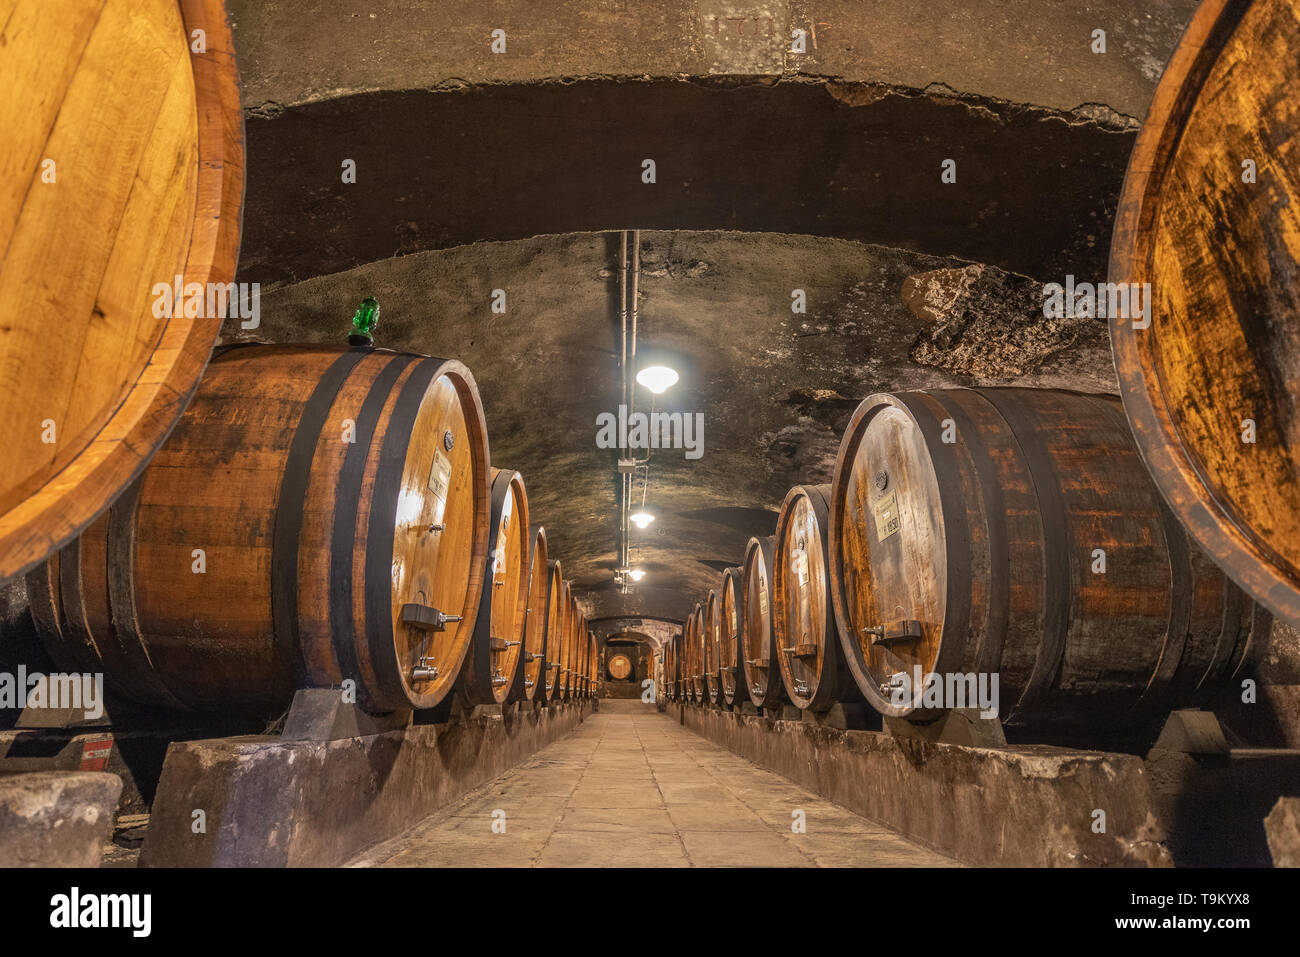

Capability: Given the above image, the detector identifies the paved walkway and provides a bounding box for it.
[348,709,957,867]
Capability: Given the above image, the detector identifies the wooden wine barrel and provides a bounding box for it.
[741,536,785,709]
[774,485,859,711]
[576,624,586,697]
[718,567,748,708]
[521,527,549,701]
[687,602,705,703]
[669,632,679,700]
[27,344,492,716]
[829,387,1269,729]
[569,598,583,700]
[553,580,573,700]
[680,613,692,700]
[673,631,684,700]
[0,0,245,583]
[585,625,594,697]
[540,559,564,701]
[570,605,584,700]
[459,469,530,705]
[703,588,722,705]
[1109,0,1300,627]
[608,652,632,680]
[663,636,673,698]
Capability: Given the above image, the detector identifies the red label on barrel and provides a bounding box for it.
[79,738,113,772]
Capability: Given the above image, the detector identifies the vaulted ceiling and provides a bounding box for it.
[225,0,1196,622]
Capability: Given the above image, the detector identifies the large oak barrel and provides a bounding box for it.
[27,344,491,717]
[741,536,785,709]
[774,485,859,711]
[1109,0,1300,627]
[567,602,583,701]
[0,0,244,582]
[671,636,679,700]
[829,387,1269,730]
[459,469,530,705]
[575,617,588,697]
[681,616,692,700]
[663,634,675,699]
[687,602,705,703]
[608,651,633,680]
[703,588,722,706]
[718,567,748,708]
[540,560,564,701]
[564,599,576,700]
[585,624,594,697]
[520,527,550,701]
[552,579,573,700]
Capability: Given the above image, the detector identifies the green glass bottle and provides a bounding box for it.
[348,296,380,346]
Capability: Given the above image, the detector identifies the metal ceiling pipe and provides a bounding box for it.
[615,230,642,594]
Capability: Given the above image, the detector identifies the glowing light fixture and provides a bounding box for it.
[628,569,647,582]
[630,511,655,529]
[636,365,679,394]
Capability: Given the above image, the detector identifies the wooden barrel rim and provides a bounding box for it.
[1109,0,1300,625]
[362,356,491,711]
[0,0,245,582]
[830,392,991,717]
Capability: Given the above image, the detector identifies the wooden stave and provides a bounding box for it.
[773,485,857,712]
[27,344,492,717]
[719,566,748,707]
[828,386,1267,730]
[740,536,784,709]
[1108,0,1300,628]
[0,0,245,583]
[458,468,530,706]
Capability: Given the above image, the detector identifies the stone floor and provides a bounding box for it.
[347,708,958,867]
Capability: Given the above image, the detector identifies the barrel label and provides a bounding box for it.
[874,491,901,541]
[428,450,452,501]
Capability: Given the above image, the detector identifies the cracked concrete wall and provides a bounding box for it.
[236,78,1140,290]
[229,0,1194,119]
[229,1,1195,289]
